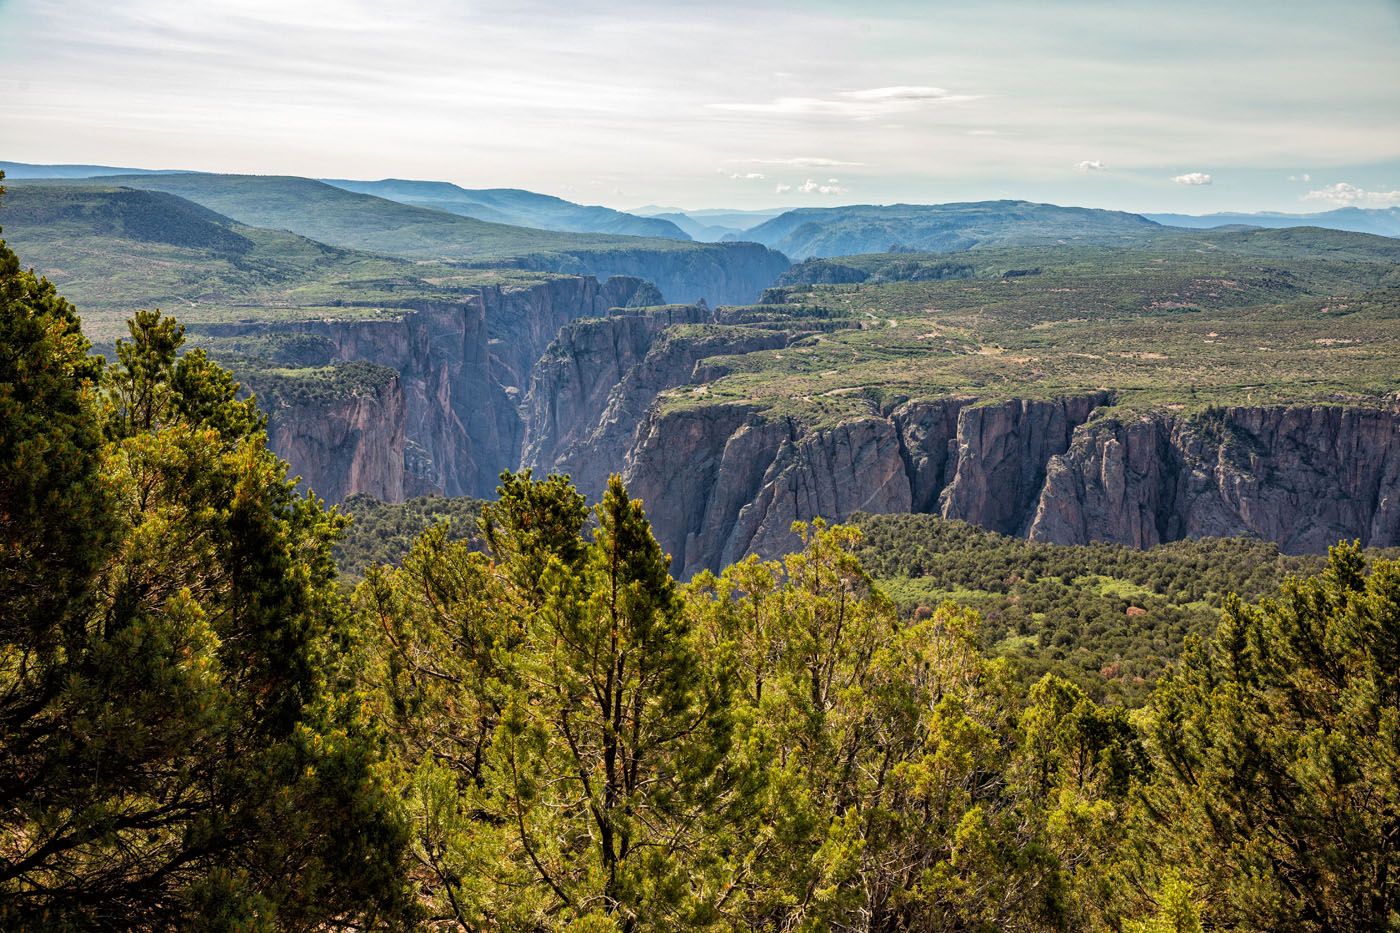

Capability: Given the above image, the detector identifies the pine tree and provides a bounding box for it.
[1141,544,1400,931]
[0,208,410,929]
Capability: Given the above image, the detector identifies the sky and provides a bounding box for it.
[1,0,1399,213]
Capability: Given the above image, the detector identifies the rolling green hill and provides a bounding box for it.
[23,173,789,303]
[743,199,1163,259]
[325,178,691,240]
[0,183,553,341]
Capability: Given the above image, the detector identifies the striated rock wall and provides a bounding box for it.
[261,374,407,504]
[202,274,656,502]
[936,393,1112,535]
[521,304,789,499]
[1028,405,1400,552]
[520,304,714,483]
[622,395,1400,575]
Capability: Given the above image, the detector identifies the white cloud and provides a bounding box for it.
[1076,159,1105,172]
[1304,182,1400,208]
[728,172,766,180]
[728,156,864,167]
[708,85,979,119]
[799,178,847,194]
[1172,172,1213,185]
[840,85,968,102]
[775,183,792,194]
[1288,173,1312,182]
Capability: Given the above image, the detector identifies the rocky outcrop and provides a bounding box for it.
[521,305,789,498]
[261,373,406,504]
[621,395,1400,575]
[718,418,913,574]
[937,394,1111,535]
[1028,405,1400,551]
[520,304,714,481]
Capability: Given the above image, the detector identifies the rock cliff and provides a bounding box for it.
[1027,405,1400,552]
[253,367,407,504]
[521,304,788,498]
[621,395,1400,574]
[207,278,1399,570]
[202,274,655,501]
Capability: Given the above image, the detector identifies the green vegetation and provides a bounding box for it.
[243,359,400,408]
[658,231,1400,425]
[335,493,484,579]
[0,198,407,924]
[851,513,1383,703]
[324,178,693,240]
[327,498,1395,707]
[0,183,559,342]
[82,173,703,261]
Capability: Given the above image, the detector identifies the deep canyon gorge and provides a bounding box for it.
[230,275,1400,574]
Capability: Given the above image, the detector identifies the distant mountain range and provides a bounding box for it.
[629,206,787,242]
[736,201,1163,260]
[0,160,184,178]
[2,162,690,241]
[1146,206,1400,238]
[323,178,692,240]
[2,173,790,305]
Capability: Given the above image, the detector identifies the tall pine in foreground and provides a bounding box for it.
[0,172,409,927]
[359,472,742,928]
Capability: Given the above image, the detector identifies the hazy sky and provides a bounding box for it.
[2,0,1399,212]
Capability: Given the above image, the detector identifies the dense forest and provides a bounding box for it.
[4,175,1400,929]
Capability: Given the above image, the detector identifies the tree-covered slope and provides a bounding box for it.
[6,209,1400,926]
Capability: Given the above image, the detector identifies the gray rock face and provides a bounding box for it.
[521,304,789,499]
[262,375,406,504]
[719,417,913,574]
[936,394,1112,535]
[1028,405,1400,551]
[621,394,1400,575]
[520,304,714,488]
[203,274,655,501]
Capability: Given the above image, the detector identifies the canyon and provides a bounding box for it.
[236,277,1400,574]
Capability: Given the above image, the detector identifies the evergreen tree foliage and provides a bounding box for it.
[1,187,409,926]
[1140,543,1400,931]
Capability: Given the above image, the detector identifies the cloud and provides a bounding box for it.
[775,183,792,194]
[1303,182,1400,208]
[1288,173,1312,182]
[1076,160,1105,172]
[708,85,979,119]
[728,172,766,180]
[728,156,864,167]
[799,178,847,194]
[1172,172,1213,185]
[839,85,970,102]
